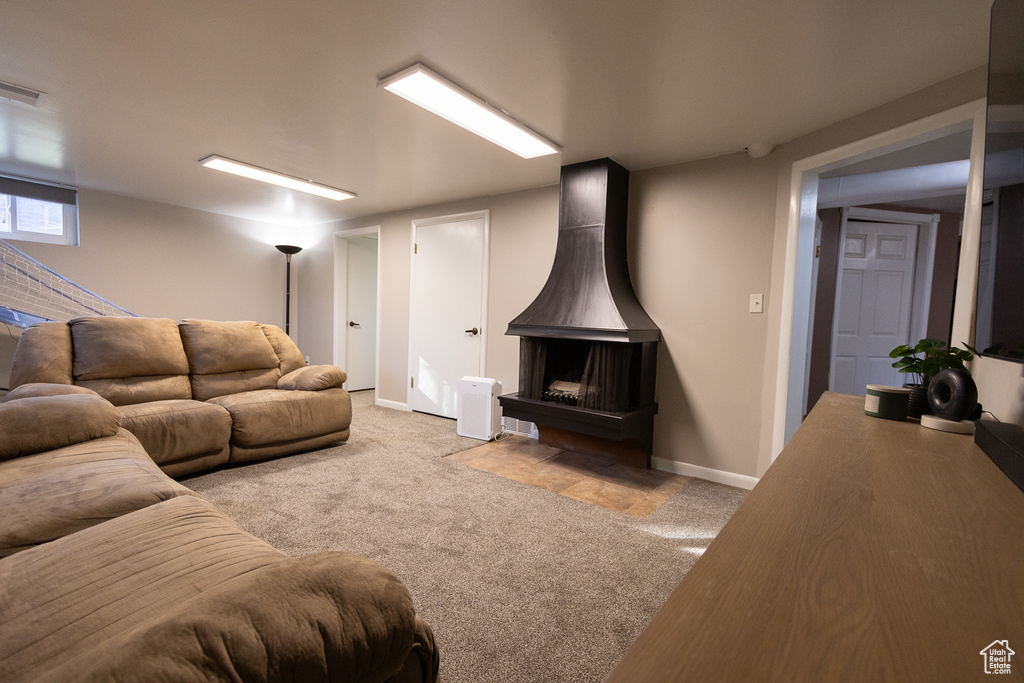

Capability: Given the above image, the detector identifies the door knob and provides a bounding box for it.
[465,327,479,335]
[349,321,360,328]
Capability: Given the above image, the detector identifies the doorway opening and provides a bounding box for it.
[773,100,987,455]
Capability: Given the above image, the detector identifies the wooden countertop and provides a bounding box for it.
[606,392,1024,682]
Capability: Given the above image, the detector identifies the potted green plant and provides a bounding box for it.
[889,339,974,418]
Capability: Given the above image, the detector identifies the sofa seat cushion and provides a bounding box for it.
[208,387,352,448]
[118,399,232,470]
[77,374,193,406]
[0,496,439,683]
[0,429,196,558]
[189,367,282,402]
[0,393,121,461]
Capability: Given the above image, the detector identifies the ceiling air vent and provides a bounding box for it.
[0,80,45,106]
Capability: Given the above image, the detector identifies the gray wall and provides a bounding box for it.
[629,155,777,478]
[12,189,293,324]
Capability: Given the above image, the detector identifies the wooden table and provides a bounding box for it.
[606,392,1024,681]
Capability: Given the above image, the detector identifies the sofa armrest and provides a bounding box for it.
[0,394,121,461]
[278,364,347,391]
[2,382,100,403]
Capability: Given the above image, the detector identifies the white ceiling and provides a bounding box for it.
[0,0,993,228]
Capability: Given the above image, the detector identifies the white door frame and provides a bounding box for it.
[771,99,987,458]
[407,209,490,409]
[334,226,382,399]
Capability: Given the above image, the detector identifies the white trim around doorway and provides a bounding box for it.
[770,99,987,460]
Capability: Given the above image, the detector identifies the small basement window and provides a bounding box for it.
[0,175,79,246]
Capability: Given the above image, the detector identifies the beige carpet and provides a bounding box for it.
[184,390,747,683]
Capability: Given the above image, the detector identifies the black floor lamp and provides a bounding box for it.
[275,244,302,335]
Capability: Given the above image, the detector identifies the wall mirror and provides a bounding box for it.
[975,0,1024,361]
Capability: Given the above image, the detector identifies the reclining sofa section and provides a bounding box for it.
[0,394,438,682]
[9,316,352,477]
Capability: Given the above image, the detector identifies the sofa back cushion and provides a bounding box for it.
[71,317,189,379]
[9,322,74,388]
[261,324,306,375]
[179,320,282,401]
[68,317,192,406]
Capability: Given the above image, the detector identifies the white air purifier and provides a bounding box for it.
[457,377,502,441]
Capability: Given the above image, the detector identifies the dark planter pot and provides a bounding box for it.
[904,383,931,419]
[927,368,978,422]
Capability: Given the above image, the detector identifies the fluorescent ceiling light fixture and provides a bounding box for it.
[0,80,45,106]
[378,63,559,159]
[199,156,355,201]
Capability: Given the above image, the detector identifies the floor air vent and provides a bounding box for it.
[502,416,538,439]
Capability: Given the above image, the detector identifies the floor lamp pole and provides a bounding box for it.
[275,245,303,335]
[284,253,292,334]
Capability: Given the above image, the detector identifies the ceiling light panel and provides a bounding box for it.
[0,80,45,106]
[378,64,559,159]
[199,156,355,201]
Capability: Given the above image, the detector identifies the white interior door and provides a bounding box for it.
[829,220,919,395]
[409,214,487,418]
[345,235,378,391]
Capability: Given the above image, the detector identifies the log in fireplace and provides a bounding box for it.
[498,158,660,465]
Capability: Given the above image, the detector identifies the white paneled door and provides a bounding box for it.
[829,221,919,396]
[408,214,487,418]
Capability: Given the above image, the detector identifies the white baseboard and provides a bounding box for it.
[375,397,411,412]
[652,457,759,491]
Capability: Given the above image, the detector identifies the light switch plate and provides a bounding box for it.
[749,293,763,313]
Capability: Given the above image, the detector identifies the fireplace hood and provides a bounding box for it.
[506,158,660,343]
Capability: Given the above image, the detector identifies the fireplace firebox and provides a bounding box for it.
[498,158,660,464]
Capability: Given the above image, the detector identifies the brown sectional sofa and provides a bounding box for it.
[9,316,352,476]
[0,329,440,682]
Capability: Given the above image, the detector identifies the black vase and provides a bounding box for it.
[904,383,931,419]
[927,368,978,422]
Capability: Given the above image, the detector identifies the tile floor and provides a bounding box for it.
[445,435,690,517]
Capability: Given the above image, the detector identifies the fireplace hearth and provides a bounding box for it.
[498,158,660,464]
